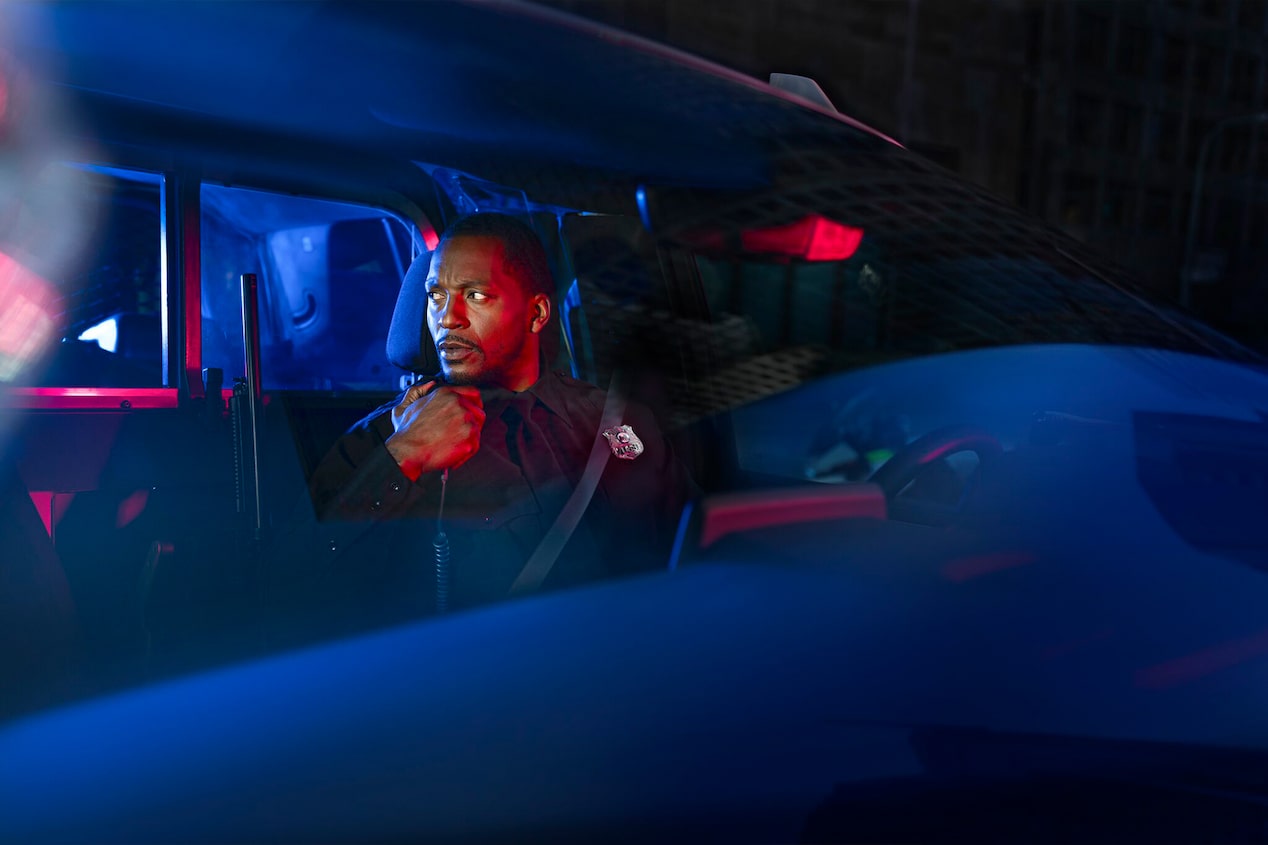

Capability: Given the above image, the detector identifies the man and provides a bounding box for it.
[302,212,692,624]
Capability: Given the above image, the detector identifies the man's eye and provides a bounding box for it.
[468,291,489,302]
[426,290,444,303]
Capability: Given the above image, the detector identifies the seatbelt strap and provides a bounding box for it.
[509,376,625,595]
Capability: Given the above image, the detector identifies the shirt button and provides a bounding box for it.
[370,500,382,511]
[328,540,338,552]
[389,481,401,493]
[484,516,492,524]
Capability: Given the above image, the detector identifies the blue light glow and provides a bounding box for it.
[636,185,652,233]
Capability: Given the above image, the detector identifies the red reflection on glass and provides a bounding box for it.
[741,215,864,261]
[116,488,150,529]
[941,550,1035,583]
[28,491,53,537]
[699,484,886,548]
[1136,627,1268,690]
[0,250,59,382]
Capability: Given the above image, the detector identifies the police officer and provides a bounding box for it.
[304,213,692,624]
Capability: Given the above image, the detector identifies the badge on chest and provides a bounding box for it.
[602,424,644,460]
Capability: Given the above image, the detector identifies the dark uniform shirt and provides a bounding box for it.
[299,369,692,629]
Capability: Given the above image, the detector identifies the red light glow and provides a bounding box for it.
[700,484,886,548]
[1136,627,1268,689]
[116,488,151,529]
[4,387,179,410]
[941,551,1035,583]
[0,251,59,382]
[741,214,864,262]
[27,491,52,537]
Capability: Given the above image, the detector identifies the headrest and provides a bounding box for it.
[386,251,439,375]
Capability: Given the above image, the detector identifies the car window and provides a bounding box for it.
[560,214,673,385]
[200,184,421,391]
[650,186,1252,421]
[692,252,886,420]
[17,164,166,387]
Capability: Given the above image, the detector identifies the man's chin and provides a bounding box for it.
[440,362,488,386]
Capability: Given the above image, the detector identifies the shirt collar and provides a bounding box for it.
[469,369,575,431]
[519,369,575,430]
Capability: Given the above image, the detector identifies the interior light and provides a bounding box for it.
[78,316,119,353]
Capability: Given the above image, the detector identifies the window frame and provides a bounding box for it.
[8,162,435,409]
[7,162,177,410]
[197,181,426,393]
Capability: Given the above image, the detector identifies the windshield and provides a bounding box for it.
[547,165,1268,559]
[551,167,1256,427]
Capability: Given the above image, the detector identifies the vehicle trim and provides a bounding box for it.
[4,387,180,410]
[180,177,203,399]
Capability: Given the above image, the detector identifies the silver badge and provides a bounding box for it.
[602,424,644,460]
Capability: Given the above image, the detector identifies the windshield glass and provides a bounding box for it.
[655,171,1250,366]
[546,162,1268,538]
[553,174,1254,423]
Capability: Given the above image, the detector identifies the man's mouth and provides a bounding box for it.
[437,339,477,363]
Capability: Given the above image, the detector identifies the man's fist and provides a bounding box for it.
[385,380,485,480]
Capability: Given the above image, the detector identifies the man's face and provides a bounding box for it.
[425,235,545,389]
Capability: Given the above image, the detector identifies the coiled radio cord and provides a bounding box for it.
[433,468,450,614]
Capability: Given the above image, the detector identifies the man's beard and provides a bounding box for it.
[441,366,490,387]
[438,335,526,388]
[438,348,510,388]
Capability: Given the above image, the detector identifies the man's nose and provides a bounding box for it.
[437,296,467,328]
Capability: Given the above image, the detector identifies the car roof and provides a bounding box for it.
[8,0,896,205]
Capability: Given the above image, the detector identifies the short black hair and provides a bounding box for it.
[436,212,554,300]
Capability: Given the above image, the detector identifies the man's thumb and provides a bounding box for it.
[402,380,436,404]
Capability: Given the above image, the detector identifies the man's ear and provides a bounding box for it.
[529,294,551,334]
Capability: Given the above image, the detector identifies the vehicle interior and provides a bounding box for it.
[4,1,1268,726]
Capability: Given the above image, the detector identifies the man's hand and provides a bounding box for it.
[385,380,485,480]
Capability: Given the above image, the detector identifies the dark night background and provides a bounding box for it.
[545,0,1268,353]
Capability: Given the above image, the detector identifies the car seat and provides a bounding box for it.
[385,250,439,377]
